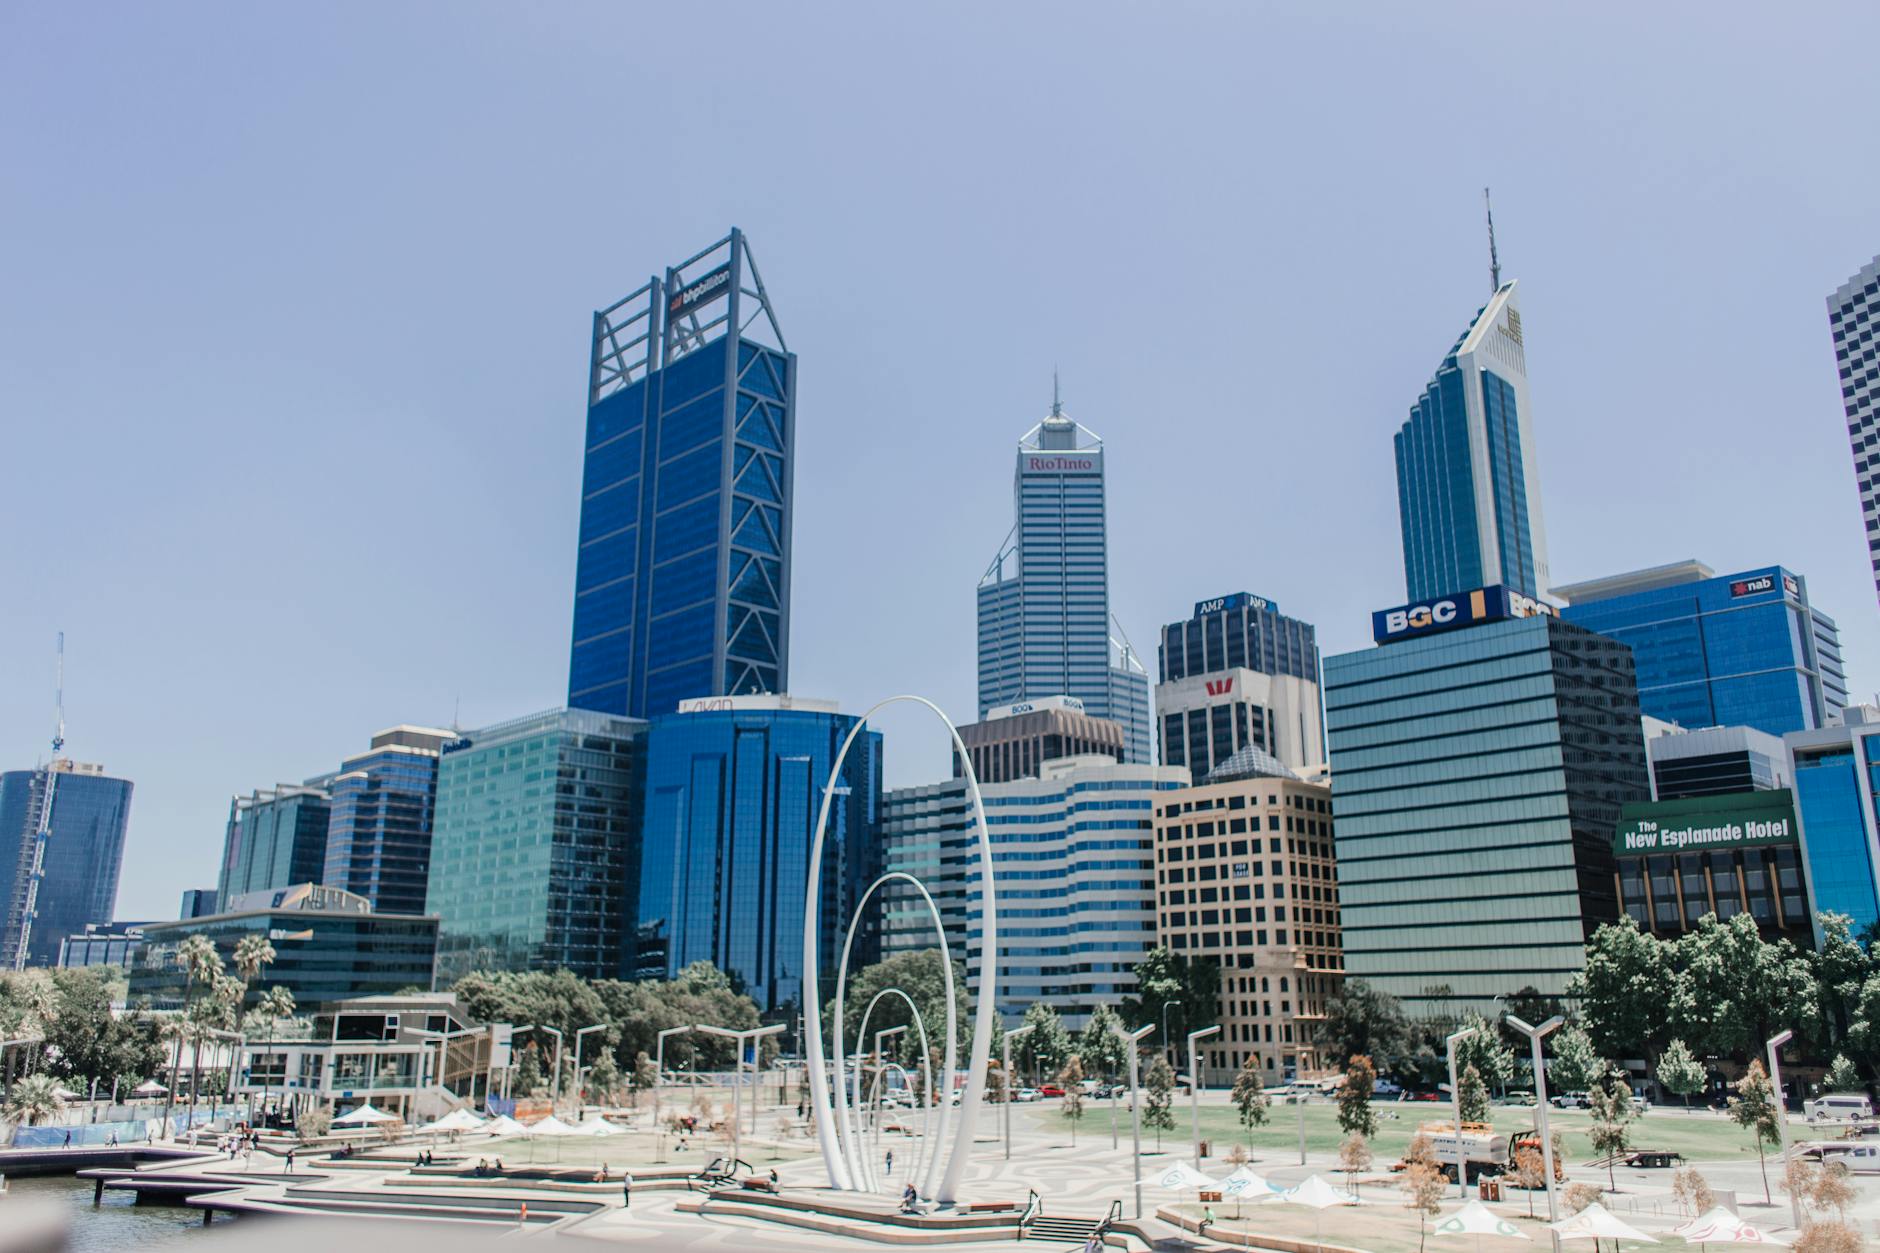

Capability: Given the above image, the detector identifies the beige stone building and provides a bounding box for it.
[1152,745,1342,1085]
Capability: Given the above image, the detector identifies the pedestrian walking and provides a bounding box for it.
[285,1148,296,1173]
[63,1130,71,1149]
[885,1148,893,1175]
[621,1169,633,1210]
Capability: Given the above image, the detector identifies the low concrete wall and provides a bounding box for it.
[1156,1205,1374,1253]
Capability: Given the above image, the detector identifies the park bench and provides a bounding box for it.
[963,1201,1015,1213]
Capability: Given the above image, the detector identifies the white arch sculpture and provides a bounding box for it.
[833,875,955,1197]
[803,695,997,1204]
[847,986,938,1194]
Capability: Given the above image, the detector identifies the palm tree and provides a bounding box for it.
[172,935,223,1132]
[188,975,244,1127]
[5,1072,66,1126]
[232,935,276,989]
[246,986,296,1126]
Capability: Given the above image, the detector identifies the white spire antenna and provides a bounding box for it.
[1050,368,1063,418]
[51,631,66,757]
[1484,187,1502,293]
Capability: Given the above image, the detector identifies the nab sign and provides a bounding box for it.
[1372,585,1555,645]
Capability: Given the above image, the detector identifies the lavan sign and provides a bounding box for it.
[1611,790,1798,856]
[1371,585,1555,644]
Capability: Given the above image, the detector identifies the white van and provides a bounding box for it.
[1800,1142,1880,1173]
[1804,1092,1874,1122]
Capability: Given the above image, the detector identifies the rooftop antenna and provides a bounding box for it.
[51,631,65,758]
[1484,187,1502,293]
[1050,368,1063,419]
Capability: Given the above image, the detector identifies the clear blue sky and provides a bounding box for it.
[4,3,1876,921]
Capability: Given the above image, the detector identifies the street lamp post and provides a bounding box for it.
[655,1025,692,1133]
[573,1025,608,1117]
[1505,1013,1564,1245]
[1109,1020,1156,1219]
[1768,1029,1798,1230]
[1445,1026,1478,1199]
[696,1023,785,1164]
[1003,1023,1035,1161]
[1187,1025,1221,1166]
[1161,1002,1175,1069]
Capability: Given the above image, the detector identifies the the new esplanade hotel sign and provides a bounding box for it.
[1611,790,1799,856]
[1371,584,1556,644]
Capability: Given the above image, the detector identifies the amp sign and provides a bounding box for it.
[1371,585,1555,644]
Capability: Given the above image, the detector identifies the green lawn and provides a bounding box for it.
[1041,1099,1791,1165]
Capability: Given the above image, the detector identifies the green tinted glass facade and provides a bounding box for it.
[1325,615,1648,1018]
[424,708,646,982]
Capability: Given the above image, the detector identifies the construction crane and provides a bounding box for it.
[12,633,66,971]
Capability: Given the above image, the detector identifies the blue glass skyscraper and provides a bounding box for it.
[569,229,794,719]
[1394,280,1551,601]
[1786,710,1880,943]
[321,726,452,917]
[1556,561,1846,737]
[977,394,1153,764]
[0,761,133,969]
[635,697,880,1014]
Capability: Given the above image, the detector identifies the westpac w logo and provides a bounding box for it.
[1205,677,1234,697]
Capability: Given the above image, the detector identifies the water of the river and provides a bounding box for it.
[3,1172,237,1251]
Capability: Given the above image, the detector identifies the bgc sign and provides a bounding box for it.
[1372,585,1555,644]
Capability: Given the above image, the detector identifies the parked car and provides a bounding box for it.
[1374,1078,1405,1098]
[1014,1088,1041,1103]
[1552,1092,1591,1109]
[1040,1084,1066,1098]
[1501,1091,1538,1106]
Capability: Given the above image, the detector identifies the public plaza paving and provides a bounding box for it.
[87,1091,1880,1250]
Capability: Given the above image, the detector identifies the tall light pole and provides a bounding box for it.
[1003,1023,1035,1160]
[1445,1026,1478,1198]
[1505,1013,1564,1244]
[697,1023,785,1164]
[1768,1029,1798,1230]
[1110,1020,1156,1219]
[1187,1025,1220,1166]
[573,1025,608,1116]
[655,1025,691,1132]
[1161,1002,1175,1068]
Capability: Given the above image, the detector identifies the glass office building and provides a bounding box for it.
[129,884,438,1011]
[880,778,973,960]
[1645,723,1791,800]
[963,756,1188,1030]
[569,229,794,719]
[0,761,134,969]
[977,394,1153,764]
[322,726,452,917]
[1395,280,1550,602]
[1156,591,1325,777]
[217,784,331,907]
[425,708,646,982]
[1556,561,1846,737]
[635,697,880,1014]
[1830,256,1880,606]
[1786,708,1880,942]
[1325,604,1649,1018]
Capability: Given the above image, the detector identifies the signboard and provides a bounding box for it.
[1022,452,1100,474]
[1729,573,1777,599]
[1612,789,1798,856]
[667,262,732,322]
[490,1024,514,1071]
[1372,585,1555,644]
[988,695,1085,720]
[675,694,840,715]
[1193,592,1275,618]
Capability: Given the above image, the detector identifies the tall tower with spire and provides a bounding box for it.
[1392,202,1549,602]
[977,384,1152,765]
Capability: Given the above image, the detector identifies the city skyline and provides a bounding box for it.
[5,5,1878,922]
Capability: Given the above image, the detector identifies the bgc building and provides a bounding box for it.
[1324,585,1651,1019]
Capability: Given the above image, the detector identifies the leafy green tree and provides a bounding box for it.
[586,1051,621,1103]
[1317,980,1409,1068]
[633,1051,658,1093]
[1810,913,1873,1054]
[1122,947,1220,1063]
[1570,918,1678,1064]
[1452,1016,1515,1093]
[1016,1001,1071,1084]
[1143,1056,1176,1148]
[1340,1131,1373,1197]
[1058,1055,1086,1145]
[1548,1026,1603,1095]
[40,968,162,1095]
[813,949,974,1070]
[1230,1053,1269,1150]
[1844,971,1880,1077]
[1497,987,1568,1052]
[1457,1063,1490,1124]
[1728,1059,1783,1204]
[1588,1070,1637,1190]
[1824,1054,1863,1094]
[1656,1038,1705,1108]
[1077,1003,1128,1080]
[1676,913,1817,1062]
[1338,1053,1378,1138]
[515,1042,548,1098]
